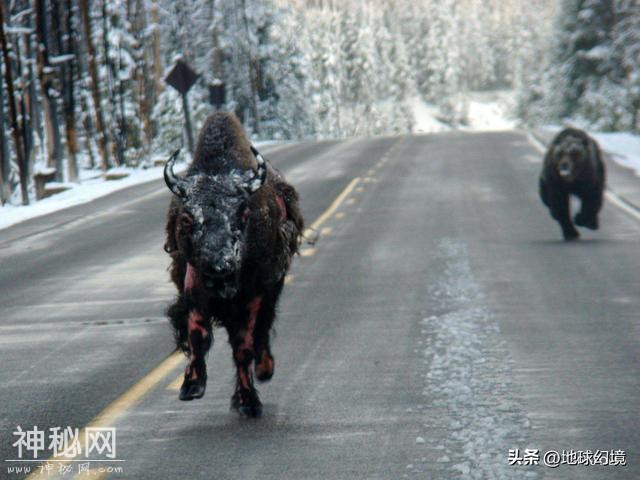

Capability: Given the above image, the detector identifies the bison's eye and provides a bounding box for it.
[241,207,250,223]
[177,213,194,233]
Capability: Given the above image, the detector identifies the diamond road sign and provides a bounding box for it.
[165,60,199,94]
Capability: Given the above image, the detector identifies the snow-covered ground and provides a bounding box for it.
[408,95,451,134]
[0,164,185,230]
[410,90,517,133]
[594,132,640,176]
[463,90,517,131]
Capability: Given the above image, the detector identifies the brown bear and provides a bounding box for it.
[539,127,606,240]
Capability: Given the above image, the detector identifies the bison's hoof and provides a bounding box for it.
[239,404,263,418]
[179,363,207,401]
[179,382,206,401]
[255,351,275,383]
[575,213,598,230]
[231,390,263,418]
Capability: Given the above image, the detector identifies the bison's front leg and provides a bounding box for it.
[179,309,212,401]
[253,279,284,383]
[179,264,213,401]
[229,296,263,417]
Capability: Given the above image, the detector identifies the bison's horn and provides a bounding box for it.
[164,149,189,199]
[244,145,268,193]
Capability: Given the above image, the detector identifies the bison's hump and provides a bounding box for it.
[191,112,257,175]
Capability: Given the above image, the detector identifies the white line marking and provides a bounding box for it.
[526,132,546,154]
[605,190,640,221]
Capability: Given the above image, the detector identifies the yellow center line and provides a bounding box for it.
[303,177,360,238]
[167,372,184,392]
[27,352,184,479]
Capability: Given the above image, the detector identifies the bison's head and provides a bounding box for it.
[164,149,267,298]
[553,136,586,181]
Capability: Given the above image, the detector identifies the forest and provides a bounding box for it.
[0,0,637,206]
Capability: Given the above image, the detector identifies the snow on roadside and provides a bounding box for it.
[463,90,517,132]
[0,164,185,231]
[410,90,517,133]
[592,132,640,176]
[408,95,451,134]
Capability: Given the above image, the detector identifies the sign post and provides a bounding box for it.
[208,80,226,110]
[165,59,200,154]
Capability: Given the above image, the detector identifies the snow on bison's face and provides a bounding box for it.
[164,150,266,298]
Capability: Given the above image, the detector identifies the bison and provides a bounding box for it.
[163,112,304,417]
[539,127,605,240]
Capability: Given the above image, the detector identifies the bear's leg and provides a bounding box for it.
[549,189,579,240]
[539,178,551,210]
[575,190,603,230]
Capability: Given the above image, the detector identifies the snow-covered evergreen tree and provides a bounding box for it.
[519,0,640,132]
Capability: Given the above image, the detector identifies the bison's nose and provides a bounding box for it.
[202,268,233,288]
[204,268,231,280]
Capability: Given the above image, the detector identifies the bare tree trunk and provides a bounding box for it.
[79,0,110,171]
[239,0,260,135]
[210,0,224,80]
[150,1,163,98]
[0,2,29,205]
[0,71,8,204]
[73,25,96,169]
[52,0,79,182]
[101,0,125,166]
[133,0,154,150]
[65,0,79,180]
[14,32,33,183]
[25,12,44,155]
[34,0,64,181]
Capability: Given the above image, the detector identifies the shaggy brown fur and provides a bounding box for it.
[164,112,304,417]
[539,127,605,240]
[193,113,257,172]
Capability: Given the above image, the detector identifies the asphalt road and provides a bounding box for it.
[0,132,638,480]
